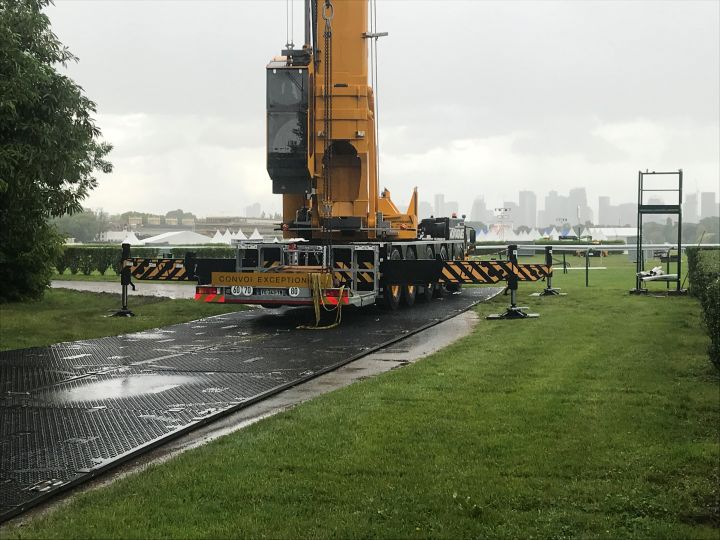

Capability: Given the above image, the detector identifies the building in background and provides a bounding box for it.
[700,192,719,219]
[433,194,445,217]
[618,203,636,227]
[433,193,459,217]
[518,190,537,228]
[245,202,261,218]
[470,197,493,223]
[684,192,699,223]
[418,200,433,219]
[543,190,573,226]
[502,201,519,226]
[598,196,619,226]
[569,187,593,224]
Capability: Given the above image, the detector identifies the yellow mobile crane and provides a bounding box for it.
[119,0,553,317]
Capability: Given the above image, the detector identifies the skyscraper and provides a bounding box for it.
[598,196,611,225]
[684,193,699,223]
[618,203,636,226]
[434,194,445,217]
[518,190,537,228]
[470,197,491,223]
[700,192,719,219]
[569,187,593,225]
[418,201,433,219]
[545,190,573,225]
[598,196,620,225]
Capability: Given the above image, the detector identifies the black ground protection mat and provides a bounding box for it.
[0,287,501,521]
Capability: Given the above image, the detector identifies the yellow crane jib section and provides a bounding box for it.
[123,258,190,281]
[439,261,553,285]
[267,0,418,241]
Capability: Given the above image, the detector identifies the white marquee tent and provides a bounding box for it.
[142,230,213,245]
[121,231,144,245]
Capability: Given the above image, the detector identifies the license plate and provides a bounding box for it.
[255,288,287,297]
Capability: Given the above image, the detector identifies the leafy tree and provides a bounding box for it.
[52,208,106,243]
[0,0,111,301]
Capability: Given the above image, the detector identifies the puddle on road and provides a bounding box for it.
[51,374,196,402]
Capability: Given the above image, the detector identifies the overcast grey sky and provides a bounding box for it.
[48,0,719,217]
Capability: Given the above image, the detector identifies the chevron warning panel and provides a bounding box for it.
[124,258,191,281]
[440,261,551,284]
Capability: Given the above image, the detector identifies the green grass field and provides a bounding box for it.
[52,269,121,282]
[0,289,246,351]
[4,256,719,538]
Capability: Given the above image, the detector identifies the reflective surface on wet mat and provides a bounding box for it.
[0,287,501,521]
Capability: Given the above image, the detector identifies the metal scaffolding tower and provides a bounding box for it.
[630,169,686,295]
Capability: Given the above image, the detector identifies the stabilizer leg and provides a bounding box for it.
[112,243,136,317]
[487,250,539,320]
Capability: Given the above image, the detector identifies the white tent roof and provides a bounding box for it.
[142,230,213,245]
[528,228,543,240]
[232,228,247,240]
[597,227,637,239]
[121,231,144,245]
[249,228,263,240]
[588,227,608,241]
[211,230,225,244]
[221,229,233,244]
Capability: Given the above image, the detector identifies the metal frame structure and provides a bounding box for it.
[631,169,686,295]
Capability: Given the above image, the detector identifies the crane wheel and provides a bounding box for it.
[382,248,402,310]
[418,246,434,302]
[402,249,417,307]
[433,246,449,298]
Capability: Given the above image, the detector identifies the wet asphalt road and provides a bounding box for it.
[51,280,196,299]
[0,287,501,522]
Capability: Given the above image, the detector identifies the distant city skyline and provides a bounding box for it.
[91,185,719,230]
[416,187,719,227]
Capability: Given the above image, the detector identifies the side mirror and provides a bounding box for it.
[468,228,476,244]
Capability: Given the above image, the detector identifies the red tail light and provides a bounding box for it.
[324,288,349,298]
[197,287,218,295]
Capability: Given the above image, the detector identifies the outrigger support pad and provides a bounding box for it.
[487,245,539,320]
[531,246,565,297]
[113,243,136,317]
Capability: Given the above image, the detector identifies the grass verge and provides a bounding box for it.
[5,258,719,538]
[52,270,122,282]
[0,289,246,351]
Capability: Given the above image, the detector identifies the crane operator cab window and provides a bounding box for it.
[266,64,311,194]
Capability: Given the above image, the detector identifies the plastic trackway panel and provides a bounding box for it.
[0,287,501,521]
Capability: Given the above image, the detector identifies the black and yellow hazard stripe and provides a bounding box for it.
[357,261,374,284]
[333,261,353,286]
[440,261,551,284]
[262,260,282,269]
[124,258,190,281]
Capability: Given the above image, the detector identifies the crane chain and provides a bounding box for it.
[321,0,334,267]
